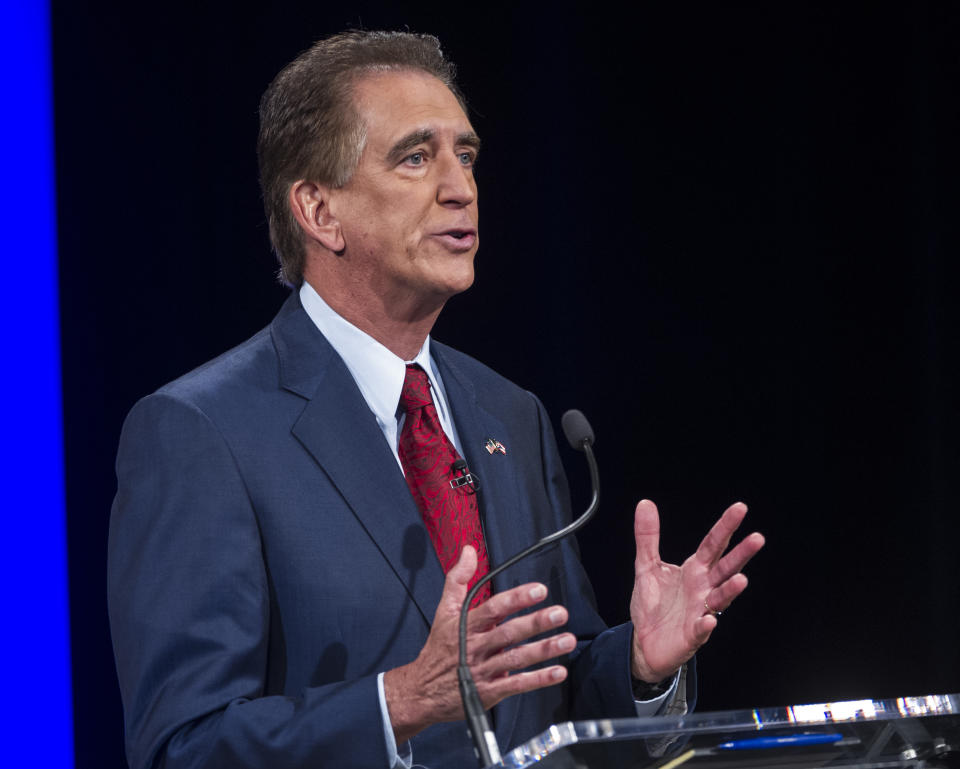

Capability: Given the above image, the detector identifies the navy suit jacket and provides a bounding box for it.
[108,294,664,769]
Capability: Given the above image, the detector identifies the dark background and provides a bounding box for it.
[55,2,959,766]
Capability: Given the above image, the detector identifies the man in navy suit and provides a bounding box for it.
[108,31,764,769]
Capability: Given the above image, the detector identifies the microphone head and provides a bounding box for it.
[561,409,594,451]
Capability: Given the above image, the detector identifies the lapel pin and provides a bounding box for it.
[485,437,507,455]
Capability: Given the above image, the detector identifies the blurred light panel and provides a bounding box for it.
[0,1,74,766]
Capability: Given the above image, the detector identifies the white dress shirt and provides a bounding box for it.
[298,282,678,769]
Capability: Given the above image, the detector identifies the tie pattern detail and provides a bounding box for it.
[398,364,491,606]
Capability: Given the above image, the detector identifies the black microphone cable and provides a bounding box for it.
[458,409,600,768]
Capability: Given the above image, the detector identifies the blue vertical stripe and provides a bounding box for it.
[0,1,74,766]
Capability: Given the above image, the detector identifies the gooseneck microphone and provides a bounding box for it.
[458,409,601,768]
[560,409,595,453]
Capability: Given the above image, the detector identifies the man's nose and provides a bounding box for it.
[436,153,476,207]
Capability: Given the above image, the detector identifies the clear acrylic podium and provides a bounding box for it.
[495,693,960,768]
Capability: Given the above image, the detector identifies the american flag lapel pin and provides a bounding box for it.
[485,437,507,455]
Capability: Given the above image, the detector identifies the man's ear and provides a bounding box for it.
[288,181,344,254]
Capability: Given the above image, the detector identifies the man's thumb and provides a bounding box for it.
[446,545,478,592]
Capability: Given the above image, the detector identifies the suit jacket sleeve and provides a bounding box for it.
[108,392,389,769]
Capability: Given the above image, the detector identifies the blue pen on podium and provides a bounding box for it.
[652,732,846,769]
[717,732,845,750]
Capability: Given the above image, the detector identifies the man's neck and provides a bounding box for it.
[302,277,443,361]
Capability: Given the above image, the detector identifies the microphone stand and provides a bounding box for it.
[458,421,600,768]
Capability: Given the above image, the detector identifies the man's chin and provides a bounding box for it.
[428,259,477,299]
[444,268,476,299]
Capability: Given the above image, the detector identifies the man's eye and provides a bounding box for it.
[406,152,424,166]
[458,152,475,166]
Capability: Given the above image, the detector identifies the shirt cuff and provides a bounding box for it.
[377,672,413,769]
[633,669,681,716]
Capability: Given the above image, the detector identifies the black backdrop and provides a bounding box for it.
[55,3,959,767]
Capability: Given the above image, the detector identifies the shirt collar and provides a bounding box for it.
[298,281,440,431]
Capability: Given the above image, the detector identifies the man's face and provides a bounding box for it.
[330,70,480,311]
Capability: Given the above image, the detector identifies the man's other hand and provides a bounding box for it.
[630,500,765,684]
[383,546,572,744]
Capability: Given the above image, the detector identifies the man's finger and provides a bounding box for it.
[705,573,749,613]
[466,581,549,632]
[476,632,577,680]
[440,546,478,610]
[692,614,718,647]
[694,502,748,565]
[473,604,569,657]
[710,531,765,584]
[633,499,661,568]
[480,664,568,708]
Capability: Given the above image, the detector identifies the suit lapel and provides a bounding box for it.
[273,295,446,628]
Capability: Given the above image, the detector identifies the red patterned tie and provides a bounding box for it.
[398,364,491,606]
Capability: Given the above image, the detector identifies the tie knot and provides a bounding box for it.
[399,364,433,413]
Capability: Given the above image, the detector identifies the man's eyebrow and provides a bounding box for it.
[385,129,482,164]
[456,132,482,152]
[386,129,434,164]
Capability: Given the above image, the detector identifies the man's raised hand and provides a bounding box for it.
[630,500,765,683]
[383,546,573,744]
